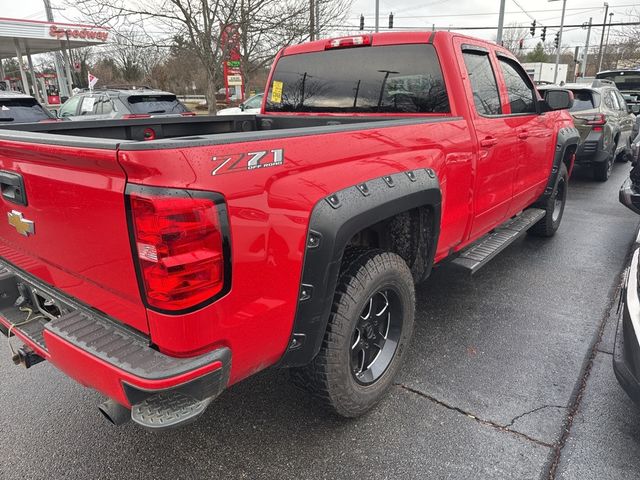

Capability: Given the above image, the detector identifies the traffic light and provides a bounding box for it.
[388,12,394,29]
[360,14,364,31]
[554,32,559,48]
[530,20,536,37]
[541,27,547,42]
[519,38,524,50]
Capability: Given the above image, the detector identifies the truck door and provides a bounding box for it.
[495,55,555,214]
[457,44,518,240]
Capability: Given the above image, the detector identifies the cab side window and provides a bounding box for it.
[498,57,537,114]
[462,51,502,116]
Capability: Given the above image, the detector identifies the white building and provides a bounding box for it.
[521,62,568,85]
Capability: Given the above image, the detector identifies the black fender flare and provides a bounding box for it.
[541,126,580,199]
[279,168,441,367]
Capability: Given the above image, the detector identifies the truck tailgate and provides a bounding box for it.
[0,139,147,333]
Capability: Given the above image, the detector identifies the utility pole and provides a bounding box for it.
[602,12,614,70]
[375,0,379,33]
[43,0,70,99]
[596,2,609,73]
[496,0,506,45]
[553,0,567,84]
[315,0,320,38]
[580,17,592,77]
[309,0,315,41]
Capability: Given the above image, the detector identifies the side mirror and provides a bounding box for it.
[239,103,245,111]
[631,105,640,115]
[542,89,574,111]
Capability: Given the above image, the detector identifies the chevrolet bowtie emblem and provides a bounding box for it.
[7,210,35,237]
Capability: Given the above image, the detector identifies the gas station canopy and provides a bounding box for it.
[0,17,109,59]
[0,17,109,103]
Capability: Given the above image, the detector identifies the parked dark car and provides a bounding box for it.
[58,87,192,120]
[615,163,640,406]
[539,80,636,181]
[0,91,56,124]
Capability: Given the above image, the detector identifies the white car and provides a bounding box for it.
[217,94,263,115]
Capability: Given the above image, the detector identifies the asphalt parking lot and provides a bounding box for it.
[1,161,639,480]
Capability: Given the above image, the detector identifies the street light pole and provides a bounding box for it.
[43,0,70,98]
[596,2,609,73]
[375,0,379,33]
[553,0,567,84]
[496,0,506,45]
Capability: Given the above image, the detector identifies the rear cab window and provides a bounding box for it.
[265,43,450,114]
[0,98,53,123]
[127,95,187,114]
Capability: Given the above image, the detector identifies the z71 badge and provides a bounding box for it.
[211,149,284,176]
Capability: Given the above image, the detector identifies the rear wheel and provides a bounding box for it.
[616,138,632,163]
[593,147,615,182]
[290,248,415,417]
[529,163,568,237]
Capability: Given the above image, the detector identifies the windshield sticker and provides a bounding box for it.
[211,149,284,176]
[81,97,95,112]
[271,81,283,104]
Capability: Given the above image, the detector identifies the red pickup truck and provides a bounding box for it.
[0,32,578,429]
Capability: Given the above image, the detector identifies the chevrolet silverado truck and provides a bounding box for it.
[0,32,578,430]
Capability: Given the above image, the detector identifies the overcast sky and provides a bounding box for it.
[4,0,639,52]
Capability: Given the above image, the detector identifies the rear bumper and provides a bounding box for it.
[0,257,230,418]
[576,138,609,164]
[614,248,640,407]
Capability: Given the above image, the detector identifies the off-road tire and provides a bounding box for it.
[290,248,415,417]
[528,163,568,237]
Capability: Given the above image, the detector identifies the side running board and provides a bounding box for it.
[451,208,546,274]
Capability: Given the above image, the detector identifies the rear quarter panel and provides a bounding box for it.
[118,118,474,384]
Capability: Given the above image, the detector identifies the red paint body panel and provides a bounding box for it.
[0,31,576,406]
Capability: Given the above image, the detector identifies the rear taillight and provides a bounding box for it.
[127,186,230,312]
[574,113,606,126]
[325,35,371,49]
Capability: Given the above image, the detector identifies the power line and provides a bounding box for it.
[354,4,638,20]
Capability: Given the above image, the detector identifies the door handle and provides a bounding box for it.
[480,137,498,148]
[0,171,27,206]
[517,129,529,139]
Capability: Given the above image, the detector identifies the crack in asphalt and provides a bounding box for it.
[396,383,555,449]
[505,405,567,428]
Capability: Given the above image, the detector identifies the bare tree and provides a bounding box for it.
[494,23,529,57]
[236,0,351,92]
[70,0,239,113]
[68,0,352,109]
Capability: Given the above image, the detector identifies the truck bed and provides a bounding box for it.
[0,114,452,149]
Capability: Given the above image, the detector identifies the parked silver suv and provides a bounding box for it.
[58,86,192,120]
